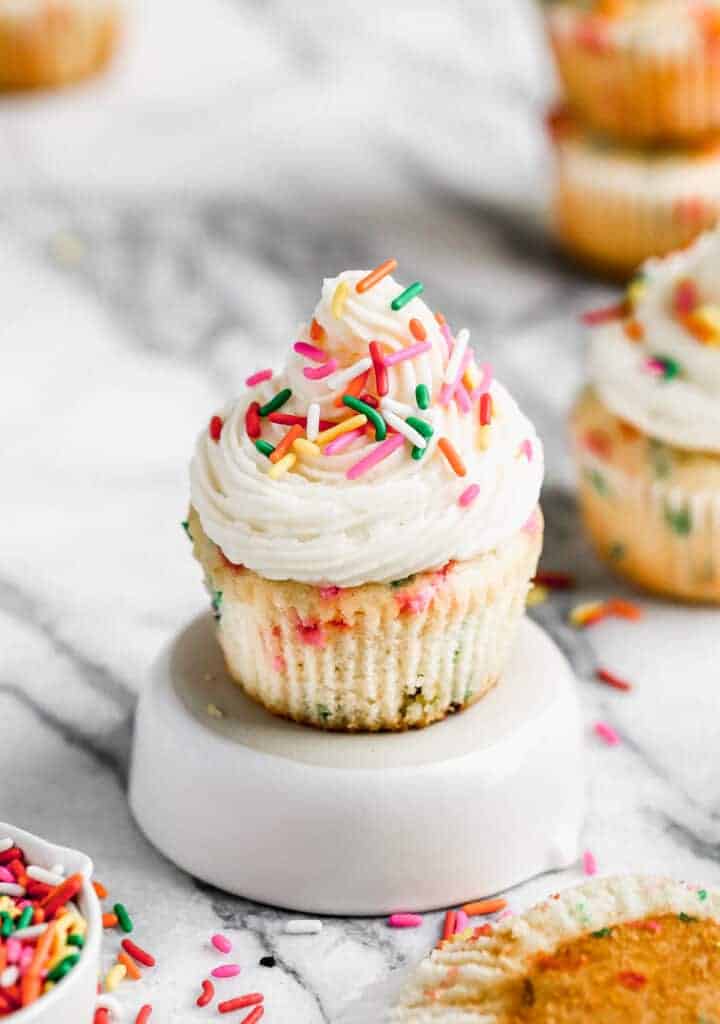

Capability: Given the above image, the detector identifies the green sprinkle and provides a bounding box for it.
[664,502,693,536]
[67,933,85,948]
[649,440,673,479]
[653,355,682,380]
[678,912,696,923]
[0,913,11,938]
[390,575,415,588]
[453,647,462,664]
[46,953,80,982]
[585,468,610,497]
[15,906,33,931]
[181,519,192,540]
[255,439,275,457]
[698,889,708,902]
[342,395,386,440]
[391,281,423,311]
[411,445,425,460]
[316,703,331,722]
[415,384,430,410]
[259,388,292,417]
[211,590,223,621]
[406,415,433,440]
[609,542,626,561]
[592,927,612,938]
[114,902,133,933]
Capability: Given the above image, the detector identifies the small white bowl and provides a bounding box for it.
[0,822,101,1024]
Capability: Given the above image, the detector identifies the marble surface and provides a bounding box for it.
[1,1,719,1021]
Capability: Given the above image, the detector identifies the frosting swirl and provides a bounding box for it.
[588,230,720,453]
[190,269,543,587]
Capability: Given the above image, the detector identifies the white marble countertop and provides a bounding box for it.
[1,1,719,1021]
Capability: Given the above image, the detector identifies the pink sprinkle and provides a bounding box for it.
[304,358,338,381]
[523,508,541,535]
[323,427,366,455]
[19,947,33,970]
[519,438,533,461]
[319,585,341,599]
[383,341,432,367]
[440,322,454,357]
[347,432,404,480]
[644,358,665,377]
[6,938,21,964]
[454,381,471,414]
[388,913,423,928]
[497,910,514,921]
[272,654,287,672]
[459,484,480,507]
[294,341,327,362]
[0,867,14,883]
[454,910,469,934]
[211,934,232,954]
[439,349,472,406]
[594,721,620,746]
[469,362,493,400]
[211,964,241,979]
[245,368,273,388]
[583,850,598,876]
[296,621,326,647]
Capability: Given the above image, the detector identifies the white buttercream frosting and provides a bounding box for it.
[190,270,543,587]
[589,230,720,452]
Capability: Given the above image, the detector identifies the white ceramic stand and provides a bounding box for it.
[129,615,585,915]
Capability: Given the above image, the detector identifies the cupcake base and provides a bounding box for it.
[130,612,586,914]
[0,1,121,90]
[571,388,720,603]
[187,506,543,732]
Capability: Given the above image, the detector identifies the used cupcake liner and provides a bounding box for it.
[188,506,543,732]
[549,110,720,276]
[571,388,720,603]
[546,4,720,143]
[0,0,121,90]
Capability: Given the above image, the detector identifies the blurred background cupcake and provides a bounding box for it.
[571,228,720,602]
[541,0,720,276]
[0,0,122,90]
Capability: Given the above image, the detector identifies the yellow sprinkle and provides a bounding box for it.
[626,277,646,308]
[691,304,720,344]
[267,452,296,480]
[332,280,349,319]
[476,425,492,450]
[569,600,605,626]
[526,584,549,607]
[315,414,367,446]
[48,946,74,972]
[455,927,474,941]
[105,963,127,992]
[463,362,479,391]
[292,437,320,458]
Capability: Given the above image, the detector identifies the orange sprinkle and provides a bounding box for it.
[463,898,507,916]
[310,318,325,342]
[21,922,56,1006]
[103,913,119,929]
[606,597,643,621]
[623,319,644,342]
[356,258,397,294]
[473,924,493,939]
[93,880,108,900]
[270,424,303,463]
[118,951,142,981]
[409,318,427,341]
[438,437,466,477]
[442,910,456,941]
[334,369,369,408]
[435,311,446,326]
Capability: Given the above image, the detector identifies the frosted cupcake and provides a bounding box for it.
[188,262,544,732]
[0,0,121,90]
[548,106,720,277]
[544,0,720,143]
[392,876,720,1021]
[572,229,720,602]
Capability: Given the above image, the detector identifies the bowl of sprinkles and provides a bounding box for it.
[0,823,101,1023]
[188,260,545,731]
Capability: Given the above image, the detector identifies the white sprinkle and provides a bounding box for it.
[325,356,372,392]
[444,327,469,384]
[382,410,427,449]
[0,966,19,989]
[0,839,13,854]
[96,994,125,1020]
[380,396,414,418]
[50,863,65,876]
[13,924,49,940]
[306,402,320,442]
[285,919,323,935]
[0,883,24,897]
[27,865,64,887]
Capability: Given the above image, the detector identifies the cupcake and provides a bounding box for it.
[572,229,720,602]
[392,875,720,1020]
[544,0,720,144]
[188,262,544,732]
[548,106,720,277]
[0,0,121,91]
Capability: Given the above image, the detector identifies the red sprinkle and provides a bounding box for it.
[479,392,492,427]
[533,571,575,590]
[409,318,427,341]
[596,667,632,692]
[135,1007,153,1024]
[673,278,699,316]
[310,318,325,342]
[241,1009,264,1024]
[218,993,264,1013]
[594,721,620,746]
[209,415,223,441]
[121,939,156,968]
[0,848,21,866]
[618,971,647,991]
[41,873,83,918]
[369,341,388,396]
[196,979,215,1008]
[245,402,261,440]
[581,303,625,326]
[94,1011,110,1024]
[267,412,335,431]
[442,910,456,941]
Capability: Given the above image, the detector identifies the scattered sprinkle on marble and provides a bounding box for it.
[285,920,322,935]
[583,850,598,876]
[594,721,620,746]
